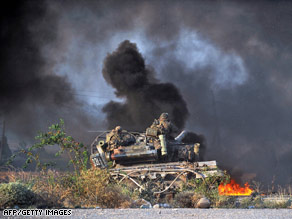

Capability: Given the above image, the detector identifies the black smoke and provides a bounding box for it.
[2,0,292,186]
[0,1,99,145]
[102,40,188,131]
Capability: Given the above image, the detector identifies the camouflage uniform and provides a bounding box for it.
[106,126,135,150]
[150,113,177,137]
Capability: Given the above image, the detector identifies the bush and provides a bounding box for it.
[76,169,131,208]
[193,176,223,205]
[0,182,36,209]
[31,171,72,208]
[5,117,133,209]
[31,169,131,208]
[7,119,89,173]
[239,197,254,208]
[215,196,237,208]
[173,191,194,208]
[239,196,265,208]
[263,200,290,208]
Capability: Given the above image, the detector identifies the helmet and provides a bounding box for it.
[159,113,169,121]
[115,126,122,133]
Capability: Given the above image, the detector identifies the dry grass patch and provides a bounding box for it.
[30,169,132,208]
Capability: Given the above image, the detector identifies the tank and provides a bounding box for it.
[90,129,223,194]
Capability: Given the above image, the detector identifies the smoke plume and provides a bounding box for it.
[0,1,100,144]
[2,0,292,185]
[102,40,188,131]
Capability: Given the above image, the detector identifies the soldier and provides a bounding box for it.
[150,113,178,138]
[106,126,135,150]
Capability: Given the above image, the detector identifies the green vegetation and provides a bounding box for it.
[172,191,201,208]
[29,169,131,208]
[7,119,88,173]
[0,182,36,209]
[4,120,132,208]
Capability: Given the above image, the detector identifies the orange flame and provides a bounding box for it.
[218,179,253,196]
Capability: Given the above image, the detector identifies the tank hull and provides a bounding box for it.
[90,130,223,194]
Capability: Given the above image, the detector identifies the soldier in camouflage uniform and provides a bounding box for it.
[150,113,178,139]
[106,126,135,150]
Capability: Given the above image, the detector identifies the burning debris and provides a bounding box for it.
[218,179,253,196]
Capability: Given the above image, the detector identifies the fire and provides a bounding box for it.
[218,179,253,196]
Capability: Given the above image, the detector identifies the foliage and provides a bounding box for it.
[172,191,203,208]
[73,168,132,208]
[215,195,237,208]
[171,171,232,208]
[172,191,195,208]
[30,170,72,208]
[4,120,133,208]
[30,169,131,208]
[183,172,230,205]
[239,196,291,209]
[0,182,36,209]
[7,119,88,173]
[215,195,292,209]
[263,199,291,208]
[1,169,292,209]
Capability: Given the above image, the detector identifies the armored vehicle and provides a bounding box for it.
[90,127,222,194]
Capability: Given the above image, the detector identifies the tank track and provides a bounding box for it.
[110,161,223,194]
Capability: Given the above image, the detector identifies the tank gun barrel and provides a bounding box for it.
[175,130,187,142]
